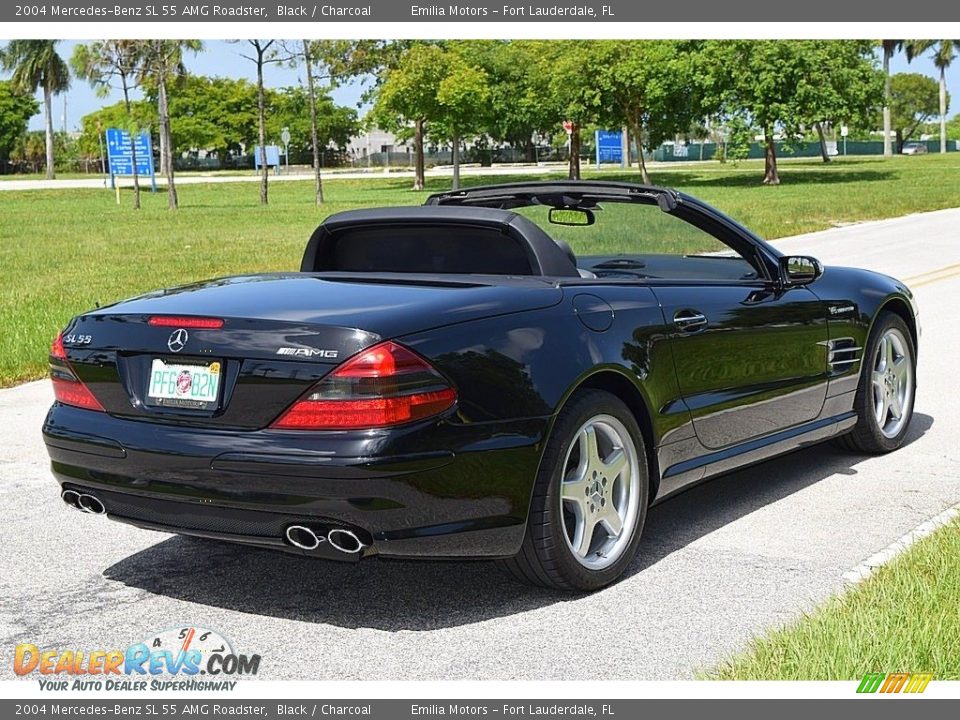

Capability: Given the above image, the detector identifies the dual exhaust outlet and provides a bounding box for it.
[285,525,366,555]
[61,489,106,515]
[62,489,365,556]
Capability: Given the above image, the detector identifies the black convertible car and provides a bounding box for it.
[43,181,919,590]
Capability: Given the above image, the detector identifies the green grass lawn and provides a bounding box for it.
[2,154,959,386]
[703,516,960,680]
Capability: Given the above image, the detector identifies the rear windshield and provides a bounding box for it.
[315,224,534,275]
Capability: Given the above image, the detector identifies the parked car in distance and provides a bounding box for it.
[901,142,928,155]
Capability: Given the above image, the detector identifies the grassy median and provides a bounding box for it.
[703,515,960,680]
[2,154,960,386]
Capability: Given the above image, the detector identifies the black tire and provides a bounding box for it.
[836,311,916,454]
[499,389,649,592]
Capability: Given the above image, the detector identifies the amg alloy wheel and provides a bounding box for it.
[837,312,916,453]
[501,389,648,591]
[559,415,641,571]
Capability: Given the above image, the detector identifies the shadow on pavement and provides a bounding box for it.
[103,413,933,631]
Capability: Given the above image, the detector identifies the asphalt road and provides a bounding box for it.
[2,209,959,680]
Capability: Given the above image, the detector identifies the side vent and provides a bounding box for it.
[820,337,863,375]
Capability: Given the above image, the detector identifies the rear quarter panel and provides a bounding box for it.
[397,285,689,445]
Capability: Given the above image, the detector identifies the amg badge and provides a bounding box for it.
[276,347,339,358]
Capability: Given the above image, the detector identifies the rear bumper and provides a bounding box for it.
[43,404,548,559]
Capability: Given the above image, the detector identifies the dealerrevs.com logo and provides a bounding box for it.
[14,626,261,691]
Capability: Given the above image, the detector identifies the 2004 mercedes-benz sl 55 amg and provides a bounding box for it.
[43,181,919,590]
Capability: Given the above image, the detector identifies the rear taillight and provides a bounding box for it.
[49,332,105,412]
[269,341,457,430]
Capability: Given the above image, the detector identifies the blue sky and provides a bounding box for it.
[2,40,958,133]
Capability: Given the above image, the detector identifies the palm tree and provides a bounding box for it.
[1,40,70,179]
[906,40,959,154]
[137,40,202,209]
[880,40,903,157]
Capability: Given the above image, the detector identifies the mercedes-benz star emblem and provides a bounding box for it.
[167,328,189,353]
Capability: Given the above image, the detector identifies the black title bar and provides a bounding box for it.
[6,0,960,22]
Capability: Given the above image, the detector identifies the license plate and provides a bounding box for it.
[147,359,221,410]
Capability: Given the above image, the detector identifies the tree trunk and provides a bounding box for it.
[158,77,177,210]
[632,120,651,184]
[815,123,831,163]
[158,122,166,175]
[303,40,323,205]
[896,130,904,154]
[451,133,460,190]
[43,84,55,180]
[524,139,535,163]
[939,66,947,154]
[763,129,780,185]
[413,118,425,191]
[122,80,141,210]
[256,56,268,205]
[882,47,893,157]
[568,124,581,180]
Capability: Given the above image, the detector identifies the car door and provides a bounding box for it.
[652,281,829,450]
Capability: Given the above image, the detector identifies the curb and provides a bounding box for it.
[842,503,960,583]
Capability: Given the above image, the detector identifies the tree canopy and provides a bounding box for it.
[0,80,39,168]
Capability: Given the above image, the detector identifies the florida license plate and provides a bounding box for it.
[147,359,221,410]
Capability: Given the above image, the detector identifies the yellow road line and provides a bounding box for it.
[904,262,960,284]
[907,265,960,288]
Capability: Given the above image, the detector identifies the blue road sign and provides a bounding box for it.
[596,130,623,165]
[105,128,156,191]
[254,145,282,171]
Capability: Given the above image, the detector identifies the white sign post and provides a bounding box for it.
[840,125,849,156]
[281,127,291,173]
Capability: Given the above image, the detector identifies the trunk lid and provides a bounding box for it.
[62,273,562,429]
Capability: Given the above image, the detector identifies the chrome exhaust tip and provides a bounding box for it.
[60,489,81,510]
[285,525,323,551]
[327,528,365,554]
[77,493,105,515]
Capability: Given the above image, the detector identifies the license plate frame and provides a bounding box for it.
[146,358,222,410]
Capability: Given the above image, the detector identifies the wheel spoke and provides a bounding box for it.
[876,337,888,372]
[889,390,903,419]
[893,356,909,385]
[561,478,590,518]
[581,425,601,467]
[885,335,896,368]
[574,514,596,557]
[599,506,623,538]
[602,448,628,480]
[872,370,885,394]
[873,384,885,424]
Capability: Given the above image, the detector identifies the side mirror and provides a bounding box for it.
[779,256,823,286]
[549,207,595,226]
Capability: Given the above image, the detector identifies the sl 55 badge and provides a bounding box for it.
[276,347,339,358]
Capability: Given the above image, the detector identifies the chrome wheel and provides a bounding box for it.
[871,328,913,439]
[559,415,641,570]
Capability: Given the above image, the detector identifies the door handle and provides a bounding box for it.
[674,309,708,333]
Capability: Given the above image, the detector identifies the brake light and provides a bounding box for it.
[269,341,457,430]
[49,332,105,412]
[148,316,224,329]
